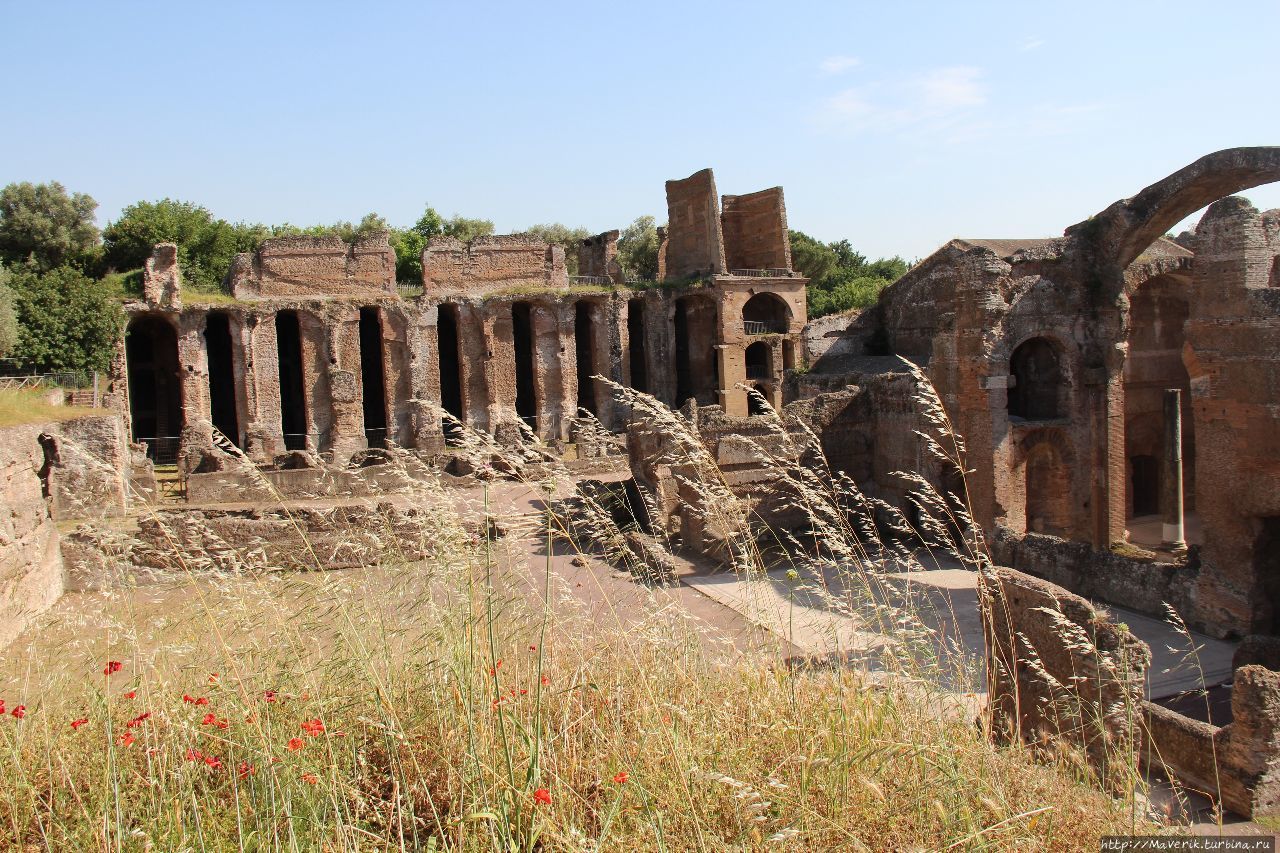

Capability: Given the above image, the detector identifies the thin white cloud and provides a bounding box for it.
[817,66,987,135]
[916,66,986,110]
[819,55,861,75]
[1018,36,1046,52]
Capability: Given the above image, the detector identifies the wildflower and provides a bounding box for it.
[202,712,217,725]
[0,700,5,714]
[123,691,136,699]
[612,771,629,785]
[119,732,136,747]
[540,674,550,687]
[302,772,319,785]
[182,694,208,705]
[70,717,88,730]
[287,737,304,751]
[529,644,537,652]
[204,754,222,771]
[487,660,503,676]
[237,761,254,780]
[186,747,204,762]
[195,697,209,706]
[208,673,219,683]
[126,712,151,728]
[533,788,551,805]
[301,718,325,736]
[263,690,277,703]
[104,661,122,676]
[11,705,25,719]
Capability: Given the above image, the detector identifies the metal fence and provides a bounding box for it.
[730,268,793,278]
[743,320,769,336]
[0,360,99,391]
[396,283,424,299]
[746,365,771,380]
[570,275,613,286]
[137,436,181,465]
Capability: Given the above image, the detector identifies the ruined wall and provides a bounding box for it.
[578,231,621,281]
[0,424,63,648]
[424,236,568,295]
[228,234,397,299]
[981,566,1150,788]
[721,188,791,272]
[664,169,726,280]
[1184,198,1280,637]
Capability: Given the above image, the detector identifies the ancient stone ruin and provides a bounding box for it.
[4,149,1280,818]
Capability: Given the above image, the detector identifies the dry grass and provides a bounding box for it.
[0,388,104,427]
[0,384,1170,850]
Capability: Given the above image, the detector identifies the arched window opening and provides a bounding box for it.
[574,301,597,415]
[275,311,308,451]
[437,303,464,444]
[674,295,717,406]
[1008,338,1064,420]
[512,302,537,430]
[627,298,648,393]
[1025,442,1071,536]
[126,315,184,463]
[745,341,771,381]
[204,312,240,448]
[742,292,789,335]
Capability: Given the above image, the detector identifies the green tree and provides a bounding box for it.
[616,216,660,281]
[442,213,494,243]
[7,264,122,372]
[0,265,18,358]
[523,223,591,275]
[788,230,838,283]
[0,181,101,271]
[790,228,909,318]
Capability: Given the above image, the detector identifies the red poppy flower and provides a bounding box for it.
[487,660,503,676]
[70,717,88,730]
[204,755,222,770]
[104,661,122,676]
[119,732,136,747]
[126,712,151,728]
[195,697,209,706]
[540,675,550,687]
[123,691,136,699]
[612,771,629,785]
[186,747,203,761]
[11,705,25,719]
[302,772,319,785]
[287,737,304,751]
[529,644,537,652]
[201,712,217,726]
[301,718,324,736]
[208,673,219,683]
[533,788,551,805]
[237,761,254,780]
[263,690,277,703]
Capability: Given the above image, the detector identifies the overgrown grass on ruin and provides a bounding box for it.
[0,388,104,428]
[0,383,1164,850]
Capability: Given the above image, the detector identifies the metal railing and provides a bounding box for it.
[746,365,771,380]
[729,268,792,278]
[570,275,613,286]
[396,283,424,299]
[364,427,388,449]
[137,436,181,465]
[743,320,769,336]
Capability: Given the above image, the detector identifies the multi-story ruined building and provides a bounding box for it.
[111,168,807,465]
[801,146,1280,640]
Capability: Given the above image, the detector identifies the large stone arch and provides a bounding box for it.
[1069,146,1280,272]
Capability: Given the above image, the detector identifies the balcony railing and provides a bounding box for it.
[743,320,769,336]
[570,275,613,286]
[396,283,424,299]
[137,436,181,465]
[746,365,770,380]
[730,268,792,278]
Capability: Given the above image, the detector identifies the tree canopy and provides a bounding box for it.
[0,181,101,271]
[617,216,660,281]
[789,230,908,318]
[5,263,122,372]
[0,266,18,359]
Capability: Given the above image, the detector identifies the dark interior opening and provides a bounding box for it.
[748,384,770,416]
[126,315,184,463]
[513,302,537,430]
[204,312,240,448]
[437,303,464,444]
[1009,338,1063,420]
[746,341,770,380]
[1254,517,1280,634]
[1131,454,1160,516]
[674,296,717,406]
[675,300,692,404]
[575,301,597,415]
[627,298,648,393]
[742,292,789,334]
[359,307,389,449]
[275,311,308,450]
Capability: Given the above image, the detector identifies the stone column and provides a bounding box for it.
[1162,387,1186,551]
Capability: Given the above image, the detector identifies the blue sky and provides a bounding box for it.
[4,1,1278,261]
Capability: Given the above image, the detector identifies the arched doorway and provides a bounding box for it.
[1008,338,1064,420]
[126,315,184,463]
[1021,432,1072,537]
[742,292,789,335]
[203,312,240,448]
[745,341,771,381]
